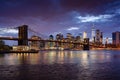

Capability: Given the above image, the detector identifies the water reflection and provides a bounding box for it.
[1,50,120,80]
[0,50,115,65]
[89,50,112,63]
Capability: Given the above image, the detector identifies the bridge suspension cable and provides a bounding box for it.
[0,26,48,39]
[28,27,48,39]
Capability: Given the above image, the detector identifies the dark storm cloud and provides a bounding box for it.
[59,0,117,15]
[0,0,117,18]
[0,0,62,19]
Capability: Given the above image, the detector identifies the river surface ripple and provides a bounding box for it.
[0,50,120,80]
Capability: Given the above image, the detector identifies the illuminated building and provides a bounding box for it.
[13,46,29,51]
[83,31,87,39]
[100,32,103,44]
[55,33,64,48]
[75,36,81,42]
[112,31,120,45]
[56,33,63,40]
[49,35,54,40]
[49,35,54,47]
[66,33,72,39]
[96,29,100,43]
[66,33,75,49]
[95,29,103,45]
[91,25,95,43]
[75,35,81,49]
[30,35,41,50]
[105,37,108,44]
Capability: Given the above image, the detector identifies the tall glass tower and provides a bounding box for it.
[91,24,95,42]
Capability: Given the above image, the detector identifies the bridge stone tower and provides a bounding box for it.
[18,25,28,46]
[83,38,89,50]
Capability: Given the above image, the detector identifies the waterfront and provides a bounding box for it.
[0,50,120,80]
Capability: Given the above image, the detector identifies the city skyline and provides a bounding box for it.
[0,0,120,44]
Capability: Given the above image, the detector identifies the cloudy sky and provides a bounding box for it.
[0,0,120,44]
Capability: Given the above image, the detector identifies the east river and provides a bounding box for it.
[0,50,120,80]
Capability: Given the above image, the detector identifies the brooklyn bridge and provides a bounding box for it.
[0,25,90,50]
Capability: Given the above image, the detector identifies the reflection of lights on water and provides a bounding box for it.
[15,53,30,58]
[64,51,73,59]
[69,51,73,58]
[106,55,111,59]
[82,53,88,60]
[11,53,40,65]
[99,55,105,60]
[1,51,113,65]
[46,51,57,64]
[81,52,89,68]
[40,51,67,64]
[58,54,64,63]
[49,51,56,57]
[57,51,65,64]
[4,54,18,65]
[90,54,97,60]
[90,51,112,62]
[60,52,64,58]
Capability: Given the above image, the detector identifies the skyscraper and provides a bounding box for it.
[49,35,54,40]
[100,32,103,44]
[56,33,63,40]
[112,31,120,45]
[95,29,103,45]
[49,35,54,47]
[91,25,95,42]
[66,33,72,39]
[30,35,41,50]
[83,31,87,39]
